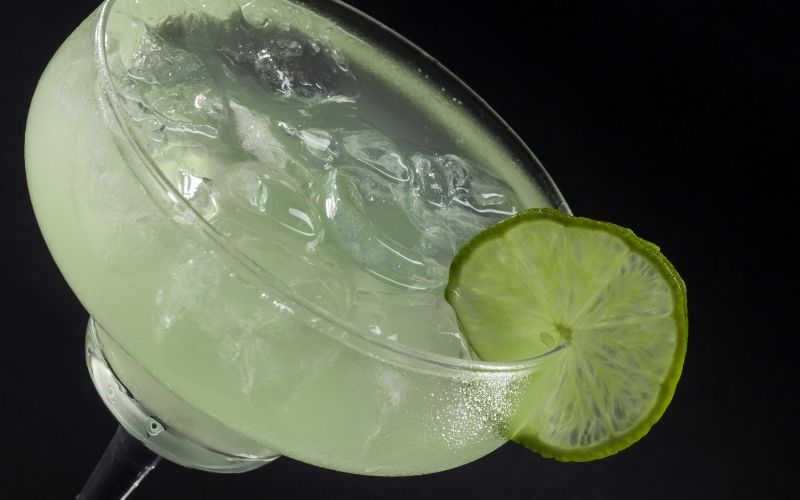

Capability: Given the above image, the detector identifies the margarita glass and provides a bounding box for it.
[26,0,568,489]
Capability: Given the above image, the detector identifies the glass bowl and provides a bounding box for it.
[26,0,569,476]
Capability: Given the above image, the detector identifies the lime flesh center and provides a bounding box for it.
[555,323,573,343]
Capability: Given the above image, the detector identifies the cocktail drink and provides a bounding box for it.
[27,0,568,477]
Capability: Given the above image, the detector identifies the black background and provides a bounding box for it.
[1,0,796,498]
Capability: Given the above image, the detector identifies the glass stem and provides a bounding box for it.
[76,426,161,500]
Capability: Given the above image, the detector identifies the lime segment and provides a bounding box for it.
[445,208,687,461]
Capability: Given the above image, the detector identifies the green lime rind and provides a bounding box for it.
[445,207,687,462]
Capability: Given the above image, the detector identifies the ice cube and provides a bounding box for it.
[346,288,471,358]
[343,131,411,182]
[217,10,261,67]
[123,27,230,140]
[318,165,447,290]
[279,122,339,163]
[410,153,519,217]
[414,203,488,261]
[220,163,320,240]
[298,128,337,162]
[410,153,447,208]
[178,170,218,220]
[141,83,229,139]
[429,154,518,216]
[153,247,297,397]
[406,153,519,263]
[216,11,357,101]
[230,100,289,169]
[128,27,208,85]
[253,33,357,101]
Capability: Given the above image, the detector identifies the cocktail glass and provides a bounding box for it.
[26,0,569,497]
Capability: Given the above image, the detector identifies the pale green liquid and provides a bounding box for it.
[27,0,557,475]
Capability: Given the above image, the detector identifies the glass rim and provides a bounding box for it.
[93,0,570,374]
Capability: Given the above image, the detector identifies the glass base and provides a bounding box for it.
[85,318,280,473]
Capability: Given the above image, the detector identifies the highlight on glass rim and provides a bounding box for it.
[24,0,687,496]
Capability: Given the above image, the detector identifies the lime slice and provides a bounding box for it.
[445,208,687,461]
